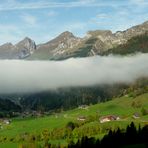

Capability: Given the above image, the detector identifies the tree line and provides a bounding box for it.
[68,122,148,148]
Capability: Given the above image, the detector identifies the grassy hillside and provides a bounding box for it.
[0,93,148,147]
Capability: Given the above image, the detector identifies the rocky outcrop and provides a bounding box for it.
[0,37,36,59]
[0,43,17,59]
[85,21,148,55]
[15,37,36,58]
[29,31,81,60]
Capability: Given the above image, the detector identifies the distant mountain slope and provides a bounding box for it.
[0,37,36,59]
[0,77,147,114]
[102,32,148,55]
[30,21,148,60]
[0,43,17,59]
[15,37,36,58]
[0,21,147,60]
[27,31,82,60]
[61,21,148,60]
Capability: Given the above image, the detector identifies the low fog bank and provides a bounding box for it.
[0,53,148,94]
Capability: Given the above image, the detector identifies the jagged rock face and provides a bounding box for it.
[50,31,81,57]
[0,37,36,59]
[85,21,148,55]
[29,31,82,60]
[15,37,36,58]
[0,43,17,59]
[0,21,147,60]
[37,31,80,49]
[115,21,148,39]
[85,30,116,54]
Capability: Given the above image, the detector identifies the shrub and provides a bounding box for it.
[141,108,148,116]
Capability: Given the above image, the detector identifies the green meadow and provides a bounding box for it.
[0,93,148,147]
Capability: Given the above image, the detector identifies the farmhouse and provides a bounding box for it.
[77,116,86,121]
[0,119,11,125]
[78,105,89,110]
[3,119,11,125]
[99,115,120,123]
[133,112,140,119]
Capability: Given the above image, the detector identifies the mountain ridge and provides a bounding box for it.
[0,21,148,60]
[0,37,36,59]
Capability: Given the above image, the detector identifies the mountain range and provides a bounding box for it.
[0,21,148,60]
[0,21,148,114]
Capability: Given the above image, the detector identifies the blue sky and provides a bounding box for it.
[0,0,148,44]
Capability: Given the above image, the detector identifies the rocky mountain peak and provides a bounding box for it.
[48,31,77,44]
[59,31,75,38]
[23,37,33,41]
[18,37,35,45]
[43,31,80,48]
[1,42,13,47]
[15,37,36,58]
[115,21,148,40]
[35,31,82,60]
[0,20,147,60]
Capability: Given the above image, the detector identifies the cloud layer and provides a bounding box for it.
[0,0,147,11]
[0,53,148,94]
[0,0,126,11]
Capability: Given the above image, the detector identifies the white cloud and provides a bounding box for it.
[21,14,37,26]
[0,53,147,94]
[96,13,108,19]
[0,0,124,11]
[89,3,148,32]
[130,0,148,5]
[66,22,87,31]
[90,13,109,25]
[47,11,57,17]
[0,24,18,31]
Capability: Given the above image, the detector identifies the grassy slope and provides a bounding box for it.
[1,93,148,136]
[0,93,148,146]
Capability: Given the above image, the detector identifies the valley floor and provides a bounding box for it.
[0,93,148,147]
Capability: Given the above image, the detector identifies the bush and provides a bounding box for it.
[66,122,78,130]
[131,100,142,108]
[141,108,148,116]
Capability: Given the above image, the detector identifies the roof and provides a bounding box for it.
[133,112,140,116]
[100,115,118,121]
[77,116,86,121]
